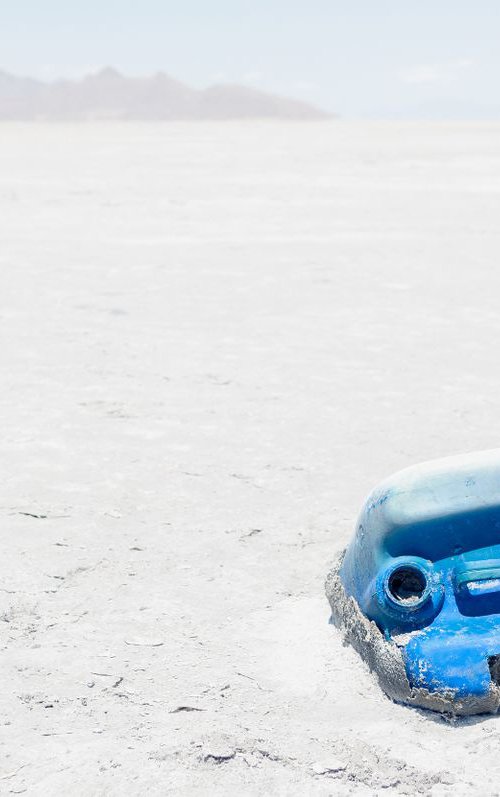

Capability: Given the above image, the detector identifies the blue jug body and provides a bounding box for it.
[335,450,500,712]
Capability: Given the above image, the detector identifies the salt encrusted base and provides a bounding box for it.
[325,553,500,716]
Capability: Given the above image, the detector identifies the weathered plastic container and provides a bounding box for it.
[326,450,500,715]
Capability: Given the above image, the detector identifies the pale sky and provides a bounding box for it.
[1,0,499,118]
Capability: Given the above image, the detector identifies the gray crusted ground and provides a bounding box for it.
[2,122,500,794]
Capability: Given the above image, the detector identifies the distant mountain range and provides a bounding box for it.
[0,68,331,121]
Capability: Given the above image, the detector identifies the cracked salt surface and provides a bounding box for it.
[1,121,500,794]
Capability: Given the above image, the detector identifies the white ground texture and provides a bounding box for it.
[1,121,500,795]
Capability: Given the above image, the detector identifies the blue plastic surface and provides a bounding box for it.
[340,450,500,702]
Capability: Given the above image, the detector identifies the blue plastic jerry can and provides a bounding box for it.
[328,450,500,715]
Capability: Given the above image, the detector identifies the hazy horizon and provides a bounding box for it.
[2,1,500,120]
[0,67,331,121]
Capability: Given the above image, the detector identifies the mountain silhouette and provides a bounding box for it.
[0,68,331,120]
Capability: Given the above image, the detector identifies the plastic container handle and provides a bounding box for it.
[456,561,500,592]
